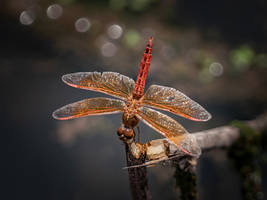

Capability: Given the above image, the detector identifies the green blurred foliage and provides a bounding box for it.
[58,0,160,11]
[109,0,127,11]
[229,121,265,200]
[195,51,216,83]
[229,45,255,72]
[198,67,213,83]
[123,30,141,49]
[57,0,76,5]
[230,121,261,158]
[128,0,152,11]
[229,45,267,74]
[255,54,267,69]
[175,166,197,200]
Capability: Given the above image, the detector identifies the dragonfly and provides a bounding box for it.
[52,37,211,156]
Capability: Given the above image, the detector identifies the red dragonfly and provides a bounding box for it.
[53,37,211,156]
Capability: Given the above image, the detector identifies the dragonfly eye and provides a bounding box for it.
[117,126,124,136]
[117,126,134,139]
[124,128,134,139]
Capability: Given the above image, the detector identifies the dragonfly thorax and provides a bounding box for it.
[121,99,141,129]
[123,99,142,118]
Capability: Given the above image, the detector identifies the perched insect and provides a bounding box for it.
[52,37,211,156]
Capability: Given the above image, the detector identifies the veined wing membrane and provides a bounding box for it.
[53,97,125,120]
[142,85,211,121]
[136,107,201,156]
[62,72,135,100]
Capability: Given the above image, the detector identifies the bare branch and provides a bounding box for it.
[246,110,267,132]
[195,110,267,150]
[194,126,239,150]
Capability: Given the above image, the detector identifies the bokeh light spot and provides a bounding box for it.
[19,10,35,25]
[75,18,91,33]
[209,62,224,77]
[107,24,123,39]
[101,42,117,57]
[130,0,150,11]
[47,4,63,19]
[229,45,255,72]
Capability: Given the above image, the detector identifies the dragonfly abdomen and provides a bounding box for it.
[133,37,153,100]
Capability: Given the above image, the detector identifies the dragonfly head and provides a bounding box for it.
[122,112,139,128]
[117,125,135,140]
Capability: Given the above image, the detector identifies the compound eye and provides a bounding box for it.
[117,127,124,136]
[124,129,134,139]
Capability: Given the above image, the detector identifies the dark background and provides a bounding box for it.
[2,0,267,199]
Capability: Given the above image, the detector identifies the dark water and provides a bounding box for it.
[2,10,267,200]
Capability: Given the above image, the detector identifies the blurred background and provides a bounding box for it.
[2,0,267,199]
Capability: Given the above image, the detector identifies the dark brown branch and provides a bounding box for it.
[124,141,152,200]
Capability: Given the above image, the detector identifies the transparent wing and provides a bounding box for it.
[142,85,211,121]
[53,97,125,120]
[136,107,201,156]
[62,72,135,100]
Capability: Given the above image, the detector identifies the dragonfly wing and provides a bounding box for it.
[136,107,201,156]
[142,85,211,121]
[62,72,135,100]
[53,97,125,120]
